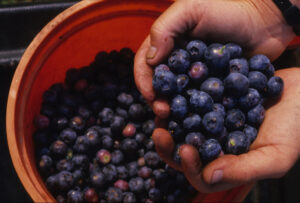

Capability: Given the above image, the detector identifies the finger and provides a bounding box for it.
[202,145,298,185]
[153,98,170,119]
[146,0,196,65]
[152,128,182,171]
[134,36,156,102]
[180,145,241,193]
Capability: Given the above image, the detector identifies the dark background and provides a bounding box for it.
[0,1,299,202]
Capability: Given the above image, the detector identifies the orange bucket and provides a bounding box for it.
[6,0,252,202]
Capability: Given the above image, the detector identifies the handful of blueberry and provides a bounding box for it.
[152,40,284,164]
[34,49,196,203]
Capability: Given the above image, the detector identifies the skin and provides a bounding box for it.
[134,0,300,193]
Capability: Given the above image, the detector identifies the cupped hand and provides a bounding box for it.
[134,0,295,118]
[152,68,300,193]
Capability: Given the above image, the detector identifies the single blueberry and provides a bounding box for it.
[225,43,242,58]
[248,71,268,92]
[264,64,275,78]
[102,164,117,182]
[185,132,205,148]
[121,138,138,154]
[98,107,114,126]
[38,155,53,174]
[142,120,155,135]
[202,111,224,135]
[69,116,85,131]
[199,139,222,163]
[224,73,249,97]
[56,159,74,172]
[170,95,188,119]
[111,116,125,135]
[188,62,209,84]
[176,74,190,93]
[154,64,170,73]
[129,177,145,193]
[222,96,237,109]
[200,77,224,102]
[229,58,249,76]
[67,190,84,203]
[85,128,101,147]
[105,187,123,203]
[239,88,261,110]
[50,140,68,158]
[73,136,89,154]
[56,171,74,191]
[111,150,124,165]
[116,166,129,179]
[243,124,258,143]
[189,91,214,114]
[204,43,230,74]
[128,103,146,120]
[72,154,89,170]
[127,161,138,177]
[249,54,270,71]
[247,104,265,126]
[186,40,207,61]
[225,109,246,131]
[152,70,177,95]
[183,114,202,132]
[226,131,250,155]
[267,76,284,98]
[117,93,134,108]
[60,128,77,145]
[144,151,161,168]
[212,103,226,117]
[168,49,191,73]
[148,188,162,202]
[168,120,184,142]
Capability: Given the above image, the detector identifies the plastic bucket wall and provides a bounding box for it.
[6,0,252,202]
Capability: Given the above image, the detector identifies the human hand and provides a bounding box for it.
[134,0,295,118]
[152,68,300,193]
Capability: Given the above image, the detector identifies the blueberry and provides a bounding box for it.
[267,76,284,98]
[99,107,114,126]
[186,40,207,61]
[72,154,89,170]
[176,74,189,93]
[222,96,237,109]
[248,71,268,92]
[127,161,138,177]
[185,132,205,148]
[34,114,50,129]
[138,166,153,179]
[226,131,250,154]
[148,188,162,202]
[101,135,113,149]
[204,43,230,74]
[188,62,208,84]
[152,70,177,96]
[111,150,124,165]
[153,169,168,184]
[73,136,89,153]
[43,89,58,105]
[168,49,191,73]
[154,64,170,73]
[239,88,261,110]
[199,139,222,163]
[84,188,99,203]
[183,114,202,132]
[138,150,145,159]
[247,104,265,126]
[56,159,74,172]
[135,133,147,145]
[202,111,224,135]
[212,103,226,117]
[58,104,73,118]
[41,104,57,118]
[200,78,224,102]
[56,171,74,191]
[168,121,184,142]
[78,106,91,119]
[215,127,228,146]
[67,190,84,203]
[111,116,125,135]
[123,192,136,203]
[142,120,155,135]
[189,91,213,114]
[73,169,85,187]
[52,117,68,131]
[243,124,258,143]
[170,95,188,119]
[229,58,249,76]
[97,149,111,165]
[39,155,53,173]
[173,144,182,164]
[225,43,242,58]
[225,109,246,131]
[106,187,123,202]
[60,128,77,145]
[144,178,156,191]
[46,175,57,192]
[128,103,146,120]
[144,151,160,168]
[116,107,128,120]
[264,64,275,78]
[69,116,85,131]
[129,177,145,193]
[50,140,68,158]
[116,166,129,179]
[114,179,129,191]
[249,54,270,71]
[224,73,249,97]
[102,164,117,182]
[34,130,51,146]
[121,138,138,154]
[85,128,101,147]
[117,93,134,108]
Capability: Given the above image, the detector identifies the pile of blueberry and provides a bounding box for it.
[152,40,284,164]
[34,48,196,203]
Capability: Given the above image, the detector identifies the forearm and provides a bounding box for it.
[290,0,300,8]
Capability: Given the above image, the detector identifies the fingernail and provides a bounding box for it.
[146,46,157,59]
[211,170,223,184]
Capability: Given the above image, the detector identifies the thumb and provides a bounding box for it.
[146,0,196,65]
[202,145,298,185]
